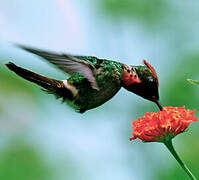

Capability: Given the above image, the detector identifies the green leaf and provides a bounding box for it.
[187,79,199,86]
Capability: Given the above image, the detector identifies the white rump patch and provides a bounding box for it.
[62,80,78,97]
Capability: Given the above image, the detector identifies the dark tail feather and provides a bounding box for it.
[5,62,61,90]
[5,62,73,100]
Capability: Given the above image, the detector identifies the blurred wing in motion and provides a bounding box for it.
[17,45,99,90]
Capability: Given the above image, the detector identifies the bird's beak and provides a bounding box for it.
[154,100,163,111]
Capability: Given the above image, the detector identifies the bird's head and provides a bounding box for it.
[122,60,162,110]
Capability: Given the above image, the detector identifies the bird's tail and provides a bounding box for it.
[5,62,73,101]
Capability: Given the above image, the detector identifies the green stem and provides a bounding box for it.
[163,140,197,180]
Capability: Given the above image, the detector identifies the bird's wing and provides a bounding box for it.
[17,45,99,90]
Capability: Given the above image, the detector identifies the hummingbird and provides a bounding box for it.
[6,45,162,113]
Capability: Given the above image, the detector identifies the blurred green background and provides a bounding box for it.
[0,0,199,179]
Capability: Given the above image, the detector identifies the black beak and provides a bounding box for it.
[154,100,163,111]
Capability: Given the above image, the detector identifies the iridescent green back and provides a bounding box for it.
[67,56,124,112]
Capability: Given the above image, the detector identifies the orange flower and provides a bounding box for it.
[130,106,198,142]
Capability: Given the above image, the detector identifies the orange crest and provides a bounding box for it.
[143,60,159,87]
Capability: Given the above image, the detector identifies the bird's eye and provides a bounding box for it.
[130,74,133,77]
[148,78,154,82]
[134,74,137,78]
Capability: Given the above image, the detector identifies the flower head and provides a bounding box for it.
[130,106,198,142]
